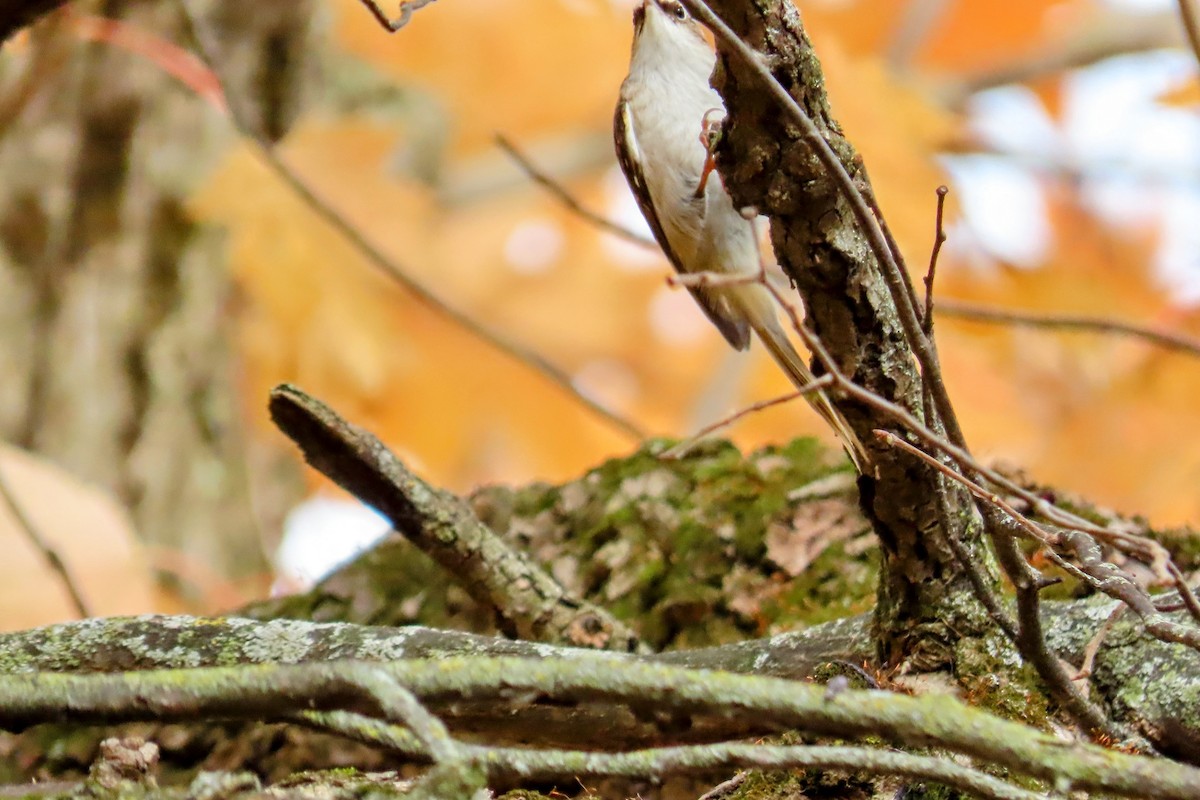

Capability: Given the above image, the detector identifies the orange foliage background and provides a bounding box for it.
[189,0,1200,530]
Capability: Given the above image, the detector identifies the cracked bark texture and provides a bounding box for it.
[0,2,312,576]
[702,0,988,669]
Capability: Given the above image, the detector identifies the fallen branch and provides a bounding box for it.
[268,384,641,652]
[4,656,1200,798]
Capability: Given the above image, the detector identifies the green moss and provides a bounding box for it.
[243,436,864,650]
[759,542,877,627]
[954,633,1052,730]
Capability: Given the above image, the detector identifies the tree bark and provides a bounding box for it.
[702,0,989,669]
[0,2,313,576]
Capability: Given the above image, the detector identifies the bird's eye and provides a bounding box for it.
[671,2,688,20]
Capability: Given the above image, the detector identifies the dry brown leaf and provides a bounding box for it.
[0,445,156,630]
[765,497,865,577]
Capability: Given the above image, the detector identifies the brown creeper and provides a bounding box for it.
[614,0,868,470]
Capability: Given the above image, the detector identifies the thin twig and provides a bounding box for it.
[941,10,1181,105]
[495,134,656,249]
[356,0,438,32]
[922,185,949,334]
[1057,527,1200,652]
[683,0,970,459]
[934,495,1018,641]
[1165,561,1200,624]
[172,1,646,442]
[468,743,1041,800]
[698,772,748,800]
[0,460,90,618]
[874,432,1057,548]
[983,504,1137,746]
[875,432,1140,744]
[885,0,951,69]
[876,427,1192,741]
[660,388,808,460]
[938,300,1200,360]
[1177,0,1200,71]
[256,144,646,439]
[1075,603,1125,680]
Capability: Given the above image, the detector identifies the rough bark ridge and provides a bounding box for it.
[0,2,312,576]
[704,0,986,669]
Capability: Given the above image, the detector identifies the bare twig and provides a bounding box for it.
[699,772,748,800]
[1075,603,1125,680]
[1058,527,1200,652]
[1165,561,1200,624]
[495,134,656,248]
[874,431,1140,743]
[303,707,1041,800]
[875,428,1198,740]
[984,505,1137,746]
[922,185,949,333]
[886,0,951,69]
[356,0,438,32]
[467,743,1043,800]
[659,388,809,460]
[1177,0,1200,71]
[938,300,1200,359]
[268,383,643,652]
[173,1,646,442]
[940,11,1182,105]
[0,460,90,618]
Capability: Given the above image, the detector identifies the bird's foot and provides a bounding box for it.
[694,108,725,199]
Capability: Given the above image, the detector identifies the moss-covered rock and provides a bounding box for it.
[247,437,874,651]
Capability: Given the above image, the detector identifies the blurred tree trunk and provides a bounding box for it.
[0,1,313,583]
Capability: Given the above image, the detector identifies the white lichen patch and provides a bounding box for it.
[752,453,791,477]
[557,481,589,515]
[787,471,857,501]
[610,469,681,506]
[361,628,424,661]
[242,619,316,664]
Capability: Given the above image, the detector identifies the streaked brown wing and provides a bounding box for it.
[613,98,750,351]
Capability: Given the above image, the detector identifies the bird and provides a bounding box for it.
[613,0,869,471]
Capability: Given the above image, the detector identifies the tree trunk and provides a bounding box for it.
[0,1,312,579]
[703,0,993,669]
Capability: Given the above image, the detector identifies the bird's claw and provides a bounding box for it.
[694,108,725,199]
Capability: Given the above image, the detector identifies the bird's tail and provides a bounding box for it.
[752,321,870,473]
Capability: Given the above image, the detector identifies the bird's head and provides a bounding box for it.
[632,0,708,51]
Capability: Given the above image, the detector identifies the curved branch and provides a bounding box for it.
[268,384,642,652]
[3,656,1200,798]
[938,300,1200,359]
